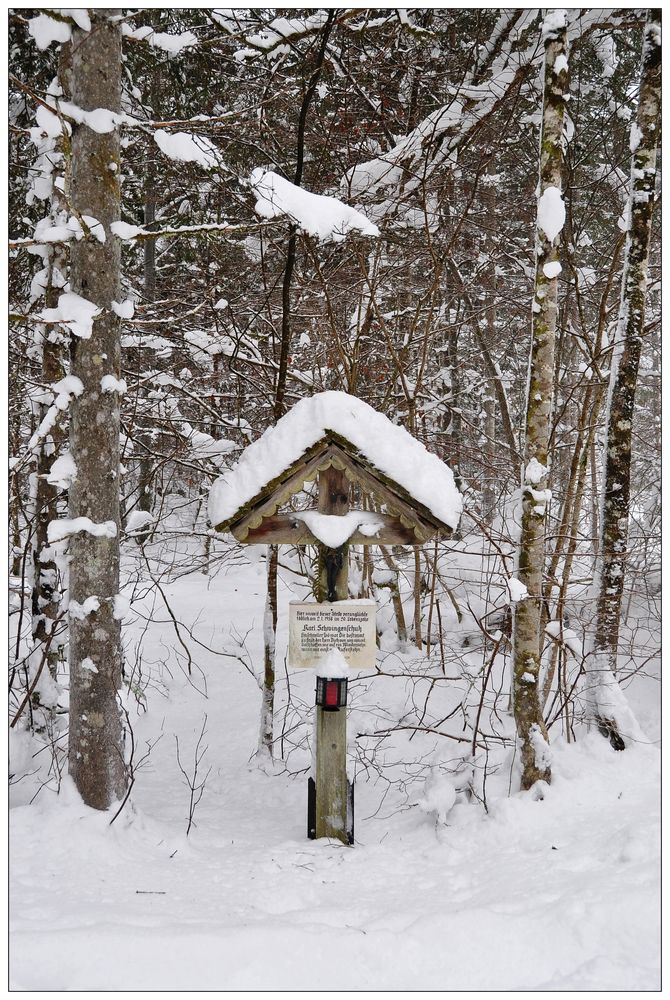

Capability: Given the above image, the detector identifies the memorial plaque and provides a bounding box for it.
[288,599,376,669]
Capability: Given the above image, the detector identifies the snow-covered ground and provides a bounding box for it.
[9,537,661,991]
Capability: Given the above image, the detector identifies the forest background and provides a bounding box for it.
[8,8,661,991]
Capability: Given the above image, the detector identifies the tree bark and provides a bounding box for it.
[413,546,423,650]
[134,158,157,546]
[31,280,66,697]
[65,11,127,809]
[257,546,278,763]
[378,545,408,650]
[29,55,72,711]
[259,14,336,762]
[589,10,661,749]
[512,15,568,790]
[481,155,499,523]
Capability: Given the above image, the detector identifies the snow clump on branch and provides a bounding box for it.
[250,169,380,242]
[28,9,91,50]
[524,457,549,484]
[45,452,77,490]
[121,24,197,56]
[39,291,101,340]
[537,186,566,243]
[154,130,220,170]
[507,578,529,603]
[47,518,117,543]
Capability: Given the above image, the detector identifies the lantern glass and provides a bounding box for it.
[316,676,348,710]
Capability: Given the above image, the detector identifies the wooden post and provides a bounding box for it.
[317,466,349,603]
[315,465,351,843]
[315,698,349,842]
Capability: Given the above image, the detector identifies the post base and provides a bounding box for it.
[308,776,354,845]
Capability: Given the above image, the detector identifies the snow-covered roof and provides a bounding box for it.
[208,391,462,533]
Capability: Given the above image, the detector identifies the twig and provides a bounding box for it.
[175,714,212,835]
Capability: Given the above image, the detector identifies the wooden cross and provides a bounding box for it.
[313,466,350,842]
[311,467,418,843]
[212,432,455,846]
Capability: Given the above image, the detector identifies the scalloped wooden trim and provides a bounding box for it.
[232,447,336,541]
[236,512,421,546]
[222,434,453,542]
[328,445,446,536]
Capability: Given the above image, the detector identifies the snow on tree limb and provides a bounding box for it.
[47,517,118,543]
[243,10,331,53]
[39,291,101,339]
[121,23,197,55]
[10,376,84,471]
[210,8,434,64]
[28,9,197,56]
[250,169,380,242]
[345,9,542,203]
[28,9,91,50]
[153,129,220,169]
[11,219,277,251]
[344,9,642,214]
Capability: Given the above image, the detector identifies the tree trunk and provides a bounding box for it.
[29,55,72,713]
[512,15,568,791]
[31,274,66,697]
[257,545,278,763]
[134,160,157,545]
[413,546,423,650]
[481,155,498,523]
[378,545,408,649]
[589,10,661,749]
[65,11,127,809]
[259,15,336,762]
[445,324,463,494]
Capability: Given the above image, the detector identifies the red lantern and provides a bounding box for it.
[315,676,348,711]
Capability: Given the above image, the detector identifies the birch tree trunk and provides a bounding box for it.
[588,10,661,750]
[257,547,278,764]
[64,11,127,809]
[512,14,568,790]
